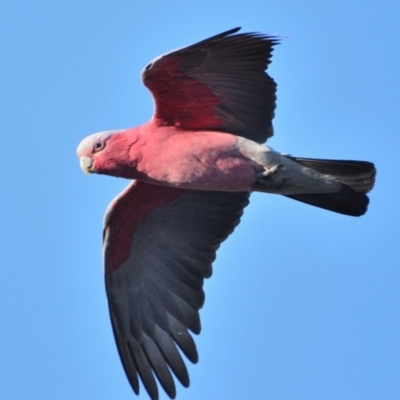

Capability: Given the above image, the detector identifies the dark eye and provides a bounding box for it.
[93,141,105,152]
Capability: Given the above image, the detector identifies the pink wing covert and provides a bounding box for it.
[142,27,279,143]
[104,181,249,399]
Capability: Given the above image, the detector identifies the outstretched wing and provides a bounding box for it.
[104,181,249,400]
[142,28,279,143]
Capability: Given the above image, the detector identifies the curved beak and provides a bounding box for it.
[80,156,94,174]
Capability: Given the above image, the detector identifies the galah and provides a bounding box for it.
[77,28,376,400]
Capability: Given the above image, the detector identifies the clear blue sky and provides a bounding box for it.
[1,1,399,399]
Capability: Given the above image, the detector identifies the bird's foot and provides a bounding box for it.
[257,164,284,178]
[255,164,286,190]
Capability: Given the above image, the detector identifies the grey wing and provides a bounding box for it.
[104,181,249,399]
[142,28,279,143]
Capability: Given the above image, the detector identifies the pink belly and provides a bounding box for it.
[137,129,258,191]
[169,157,256,191]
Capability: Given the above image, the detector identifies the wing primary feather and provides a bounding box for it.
[167,313,199,363]
[127,340,159,400]
[139,292,162,340]
[108,313,140,395]
[154,325,190,388]
[147,274,204,335]
[169,291,202,334]
[142,332,177,399]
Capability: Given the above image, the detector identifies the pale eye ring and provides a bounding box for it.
[93,141,105,152]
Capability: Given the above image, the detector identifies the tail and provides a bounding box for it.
[284,157,376,217]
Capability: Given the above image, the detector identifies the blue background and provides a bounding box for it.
[1,1,399,399]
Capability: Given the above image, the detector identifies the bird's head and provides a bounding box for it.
[77,129,139,178]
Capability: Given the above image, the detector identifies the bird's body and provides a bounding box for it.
[77,28,376,400]
[78,121,348,195]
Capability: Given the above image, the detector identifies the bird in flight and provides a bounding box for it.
[77,28,375,400]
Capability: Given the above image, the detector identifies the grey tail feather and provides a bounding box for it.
[284,157,376,217]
